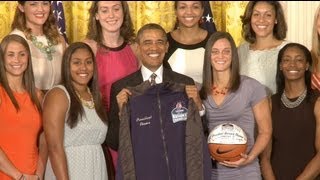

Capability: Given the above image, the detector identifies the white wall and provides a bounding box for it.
[282,1,320,49]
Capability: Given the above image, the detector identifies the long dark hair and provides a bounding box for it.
[240,1,287,43]
[200,31,240,99]
[61,42,107,128]
[0,34,41,112]
[276,43,313,101]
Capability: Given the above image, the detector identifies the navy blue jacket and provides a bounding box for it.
[117,82,210,180]
[106,68,194,151]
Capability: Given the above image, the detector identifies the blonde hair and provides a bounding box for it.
[311,4,320,71]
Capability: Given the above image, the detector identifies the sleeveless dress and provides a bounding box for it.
[10,29,64,91]
[238,41,288,95]
[44,85,108,180]
[163,32,211,89]
[96,43,138,112]
[271,92,320,180]
[203,76,267,180]
[0,86,41,179]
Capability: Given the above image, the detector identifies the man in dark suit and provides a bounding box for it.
[105,23,204,167]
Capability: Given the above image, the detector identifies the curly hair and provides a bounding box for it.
[11,1,61,45]
[86,1,135,48]
[240,1,287,44]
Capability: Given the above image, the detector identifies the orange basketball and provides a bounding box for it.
[208,123,248,162]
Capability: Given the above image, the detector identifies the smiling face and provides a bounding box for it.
[18,1,50,30]
[250,1,277,39]
[95,1,124,33]
[70,48,94,89]
[280,46,309,82]
[137,29,168,72]
[211,38,232,72]
[4,41,29,79]
[175,1,203,28]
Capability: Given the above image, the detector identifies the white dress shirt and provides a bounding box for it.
[141,65,163,84]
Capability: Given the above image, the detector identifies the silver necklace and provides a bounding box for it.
[281,88,307,108]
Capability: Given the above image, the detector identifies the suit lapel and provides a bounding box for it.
[163,68,172,82]
[130,70,144,85]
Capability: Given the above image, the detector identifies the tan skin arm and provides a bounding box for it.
[296,97,320,180]
[83,39,98,56]
[0,147,23,179]
[130,43,141,67]
[43,87,69,180]
[260,96,276,180]
[220,97,272,168]
[35,133,47,180]
[35,89,48,180]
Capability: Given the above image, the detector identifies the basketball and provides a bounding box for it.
[207,123,248,162]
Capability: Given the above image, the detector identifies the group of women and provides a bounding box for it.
[0,1,319,180]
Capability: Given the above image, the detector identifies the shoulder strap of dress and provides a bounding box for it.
[43,85,71,113]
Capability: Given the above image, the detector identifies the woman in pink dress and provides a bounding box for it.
[83,1,139,175]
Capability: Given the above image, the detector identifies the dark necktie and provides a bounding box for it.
[150,73,157,86]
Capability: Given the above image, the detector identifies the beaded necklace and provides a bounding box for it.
[212,86,229,95]
[75,87,95,109]
[30,35,55,61]
[281,88,307,108]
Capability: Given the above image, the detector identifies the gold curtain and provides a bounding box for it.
[0,1,247,45]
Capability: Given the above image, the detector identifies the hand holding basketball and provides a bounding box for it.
[219,153,253,168]
[208,123,248,163]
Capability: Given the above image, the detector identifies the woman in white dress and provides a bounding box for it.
[43,42,108,180]
[11,1,66,92]
[238,1,288,95]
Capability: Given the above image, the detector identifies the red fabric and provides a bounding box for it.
[96,44,138,112]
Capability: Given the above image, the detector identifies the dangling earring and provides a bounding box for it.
[199,17,204,25]
[175,17,180,29]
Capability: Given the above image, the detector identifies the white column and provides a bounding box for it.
[282,1,320,49]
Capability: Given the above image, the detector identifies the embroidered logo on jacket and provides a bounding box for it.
[136,116,152,126]
[171,102,188,123]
